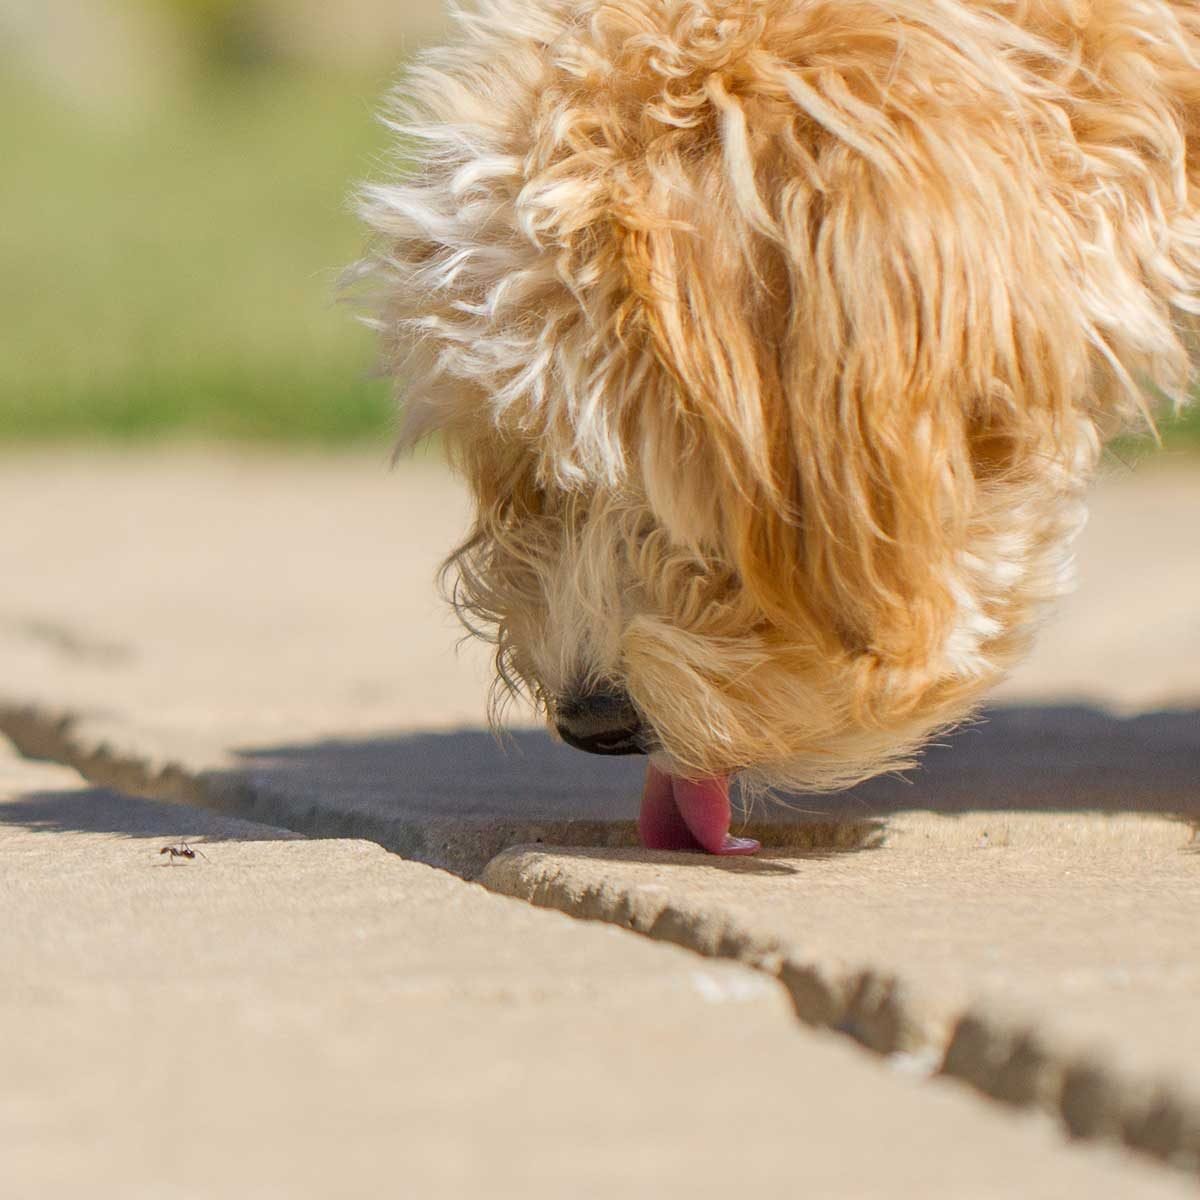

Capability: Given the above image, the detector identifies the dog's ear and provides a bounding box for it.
[618,8,1200,689]
[614,116,1042,683]
[623,177,988,677]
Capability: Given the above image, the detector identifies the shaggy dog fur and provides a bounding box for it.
[356,0,1198,837]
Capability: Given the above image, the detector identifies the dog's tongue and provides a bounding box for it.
[638,763,761,855]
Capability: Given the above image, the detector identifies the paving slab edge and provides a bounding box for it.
[4,698,1198,1183]
[479,846,1200,1182]
[0,702,649,877]
[0,701,889,875]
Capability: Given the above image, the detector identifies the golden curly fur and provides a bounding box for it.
[357,0,1199,798]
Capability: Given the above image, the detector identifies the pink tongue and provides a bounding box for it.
[638,764,761,856]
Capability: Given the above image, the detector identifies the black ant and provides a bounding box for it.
[159,840,208,864]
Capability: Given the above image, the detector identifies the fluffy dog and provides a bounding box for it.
[357,0,1199,854]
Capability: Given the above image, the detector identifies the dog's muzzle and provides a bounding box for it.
[555,687,648,756]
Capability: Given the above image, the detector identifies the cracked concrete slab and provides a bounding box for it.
[481,811,1200,1175]
[0,448,648,872]
[2,448,1198,1187]
[1,450,1197,874]
[6,748,1192,1199]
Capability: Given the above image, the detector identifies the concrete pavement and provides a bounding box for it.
[1,450,1196,873]
[1,446,1198,1191]
[9,744,1193,1198]
[484,812,1200,1169]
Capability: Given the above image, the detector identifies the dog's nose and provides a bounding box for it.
[555,687,647,756]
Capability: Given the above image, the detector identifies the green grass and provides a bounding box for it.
[1,65,1196,449]
[1155,404,1200,448]
[1110,400,1200,459]
[0,66,397,442]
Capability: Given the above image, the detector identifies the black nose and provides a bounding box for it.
[555,687,647,756]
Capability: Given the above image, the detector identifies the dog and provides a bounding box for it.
[356,0,1199,854]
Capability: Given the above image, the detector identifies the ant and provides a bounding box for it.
[159,840,208,864]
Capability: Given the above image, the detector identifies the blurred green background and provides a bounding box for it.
[0,0,1194,447]
[0,0,446,443]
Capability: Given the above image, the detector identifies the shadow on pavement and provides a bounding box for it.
[839,703,1199,818]
[229,703,1200,826]
[0,786,295,843]
[1,703,1195,870]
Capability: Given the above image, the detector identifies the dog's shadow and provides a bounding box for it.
[227,701,1198,874]
[841,703,1200,814]
[0,784,303,845]
[3,703,1195,878]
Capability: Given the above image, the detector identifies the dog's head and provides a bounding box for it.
[359,0,1198,795]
